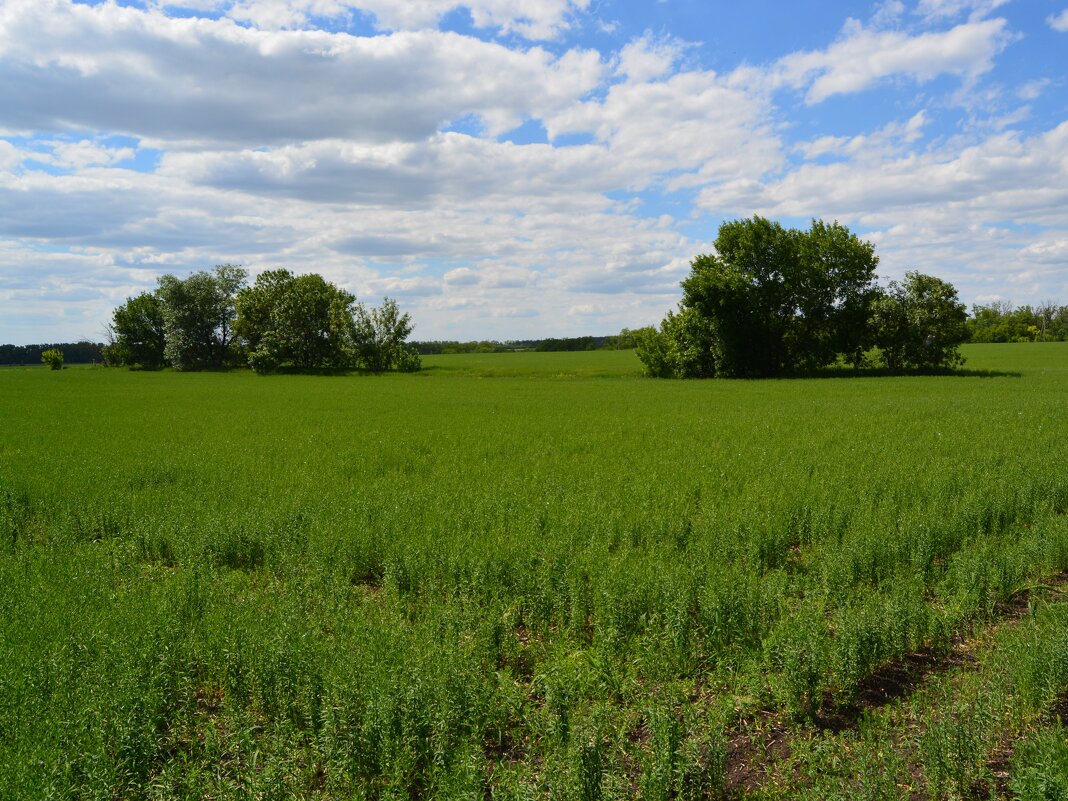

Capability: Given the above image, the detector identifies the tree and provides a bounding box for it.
[157,265,247,370]
[109,292,166,368]
[235,270,357,373]
[636,309,716,378]
[352,297,417,372]
[869,272,968,371]
[645,217,879,377]
[41,348,64,370]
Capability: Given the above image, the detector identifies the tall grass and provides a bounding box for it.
[2,344,1067,797]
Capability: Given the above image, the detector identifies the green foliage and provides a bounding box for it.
[104,268,420,374]
[0,342,102,366]
[665,216,879,377]
[394,344,423,373]
[157,265,247,370]
[1011,724,1068,800]
[969,300,1068,343]
[640,217,976,378]
[40,348,64,370]
[635,308,715,378]
[235,270,356,373]
[869,271,968,371]
[109,291,166,368]
[352,297,415,372]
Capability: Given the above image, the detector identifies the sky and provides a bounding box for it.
[0,0,1066,344]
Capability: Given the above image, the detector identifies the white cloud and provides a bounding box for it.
[45,140,136,170]
[871,0,905,28]
[734,16,1012,103]
[615,32,686,82]
[2,0,1065,343]
[1049,9,1068,32]
[698,120,1068,304]
[701,121,1068,222]
[0,140,26,171]
[1017,79,1051,101]
[160,0,591,38]
[444,267,479,286]
[915,0,1008,21]
[795,111,928,161]
[0,0,605,147]
[359,0,592,39]
[547,69,782,189]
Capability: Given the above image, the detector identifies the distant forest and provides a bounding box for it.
[412,330,644,355]
[0,341,104,365]
[2,305,1066,365]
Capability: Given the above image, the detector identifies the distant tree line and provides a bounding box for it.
[412,331,643,355]
[412,340,535,355]
[638,217,973,378]
[105,266,420,373]
[0,341,103,365]
[968,301,1068,342]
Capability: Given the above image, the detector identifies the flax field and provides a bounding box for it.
[3,344,1068,800]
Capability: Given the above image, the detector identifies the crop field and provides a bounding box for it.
[4,344,1068,800]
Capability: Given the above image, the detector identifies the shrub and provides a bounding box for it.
[41,348,64,370]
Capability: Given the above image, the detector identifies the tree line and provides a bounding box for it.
[106,266,421,373]
[410,332,642,354]
[0,341,103,365]
[968,301,1068,342]
[638,217,974,378]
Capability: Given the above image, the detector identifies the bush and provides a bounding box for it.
[394,344,422,373]
[41,348,64,370]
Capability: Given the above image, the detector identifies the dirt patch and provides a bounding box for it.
[724,710,793,796]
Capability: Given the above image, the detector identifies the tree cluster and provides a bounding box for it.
[638,217,969,378]
[106,266,420,374]
[968,301,1068,342]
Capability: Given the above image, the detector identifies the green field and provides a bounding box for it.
[4,344,1068,799]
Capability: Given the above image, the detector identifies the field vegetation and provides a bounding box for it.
[3,344,1068,799]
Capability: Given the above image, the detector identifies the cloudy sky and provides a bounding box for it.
[1,0,1066,344]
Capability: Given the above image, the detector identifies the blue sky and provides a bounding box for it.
[1,0,1066,343]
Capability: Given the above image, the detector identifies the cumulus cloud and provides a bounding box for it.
[698,120,1068,303]
[701,121,1068,222]
[615,32,687,82]
[547,69,782,189]
[2,0,1065,342]
[0,0,604,147]
[915,0,1008,21]
[160,135,632,205]
[159,0,591,38]
[1049,9,1068,32]
[795,111,928,161]
[732,16,1012,103]
[359,0,592,39]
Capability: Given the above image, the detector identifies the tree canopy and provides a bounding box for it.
[639,217,969,378]
[235,270,357,373]
[107,267,420,374]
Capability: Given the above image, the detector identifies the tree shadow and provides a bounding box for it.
[805,366,1022,379]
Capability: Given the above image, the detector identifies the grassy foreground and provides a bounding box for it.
[3,345,1068,799]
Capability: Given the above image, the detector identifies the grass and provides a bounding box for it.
[2,343,1068,799]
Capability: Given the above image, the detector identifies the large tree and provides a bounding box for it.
[870,272,968,371]
[235,270,357,373]
[157,265,247,370]
[109,291,166,368]
[352,297,419,373]
[645,217,880,377]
